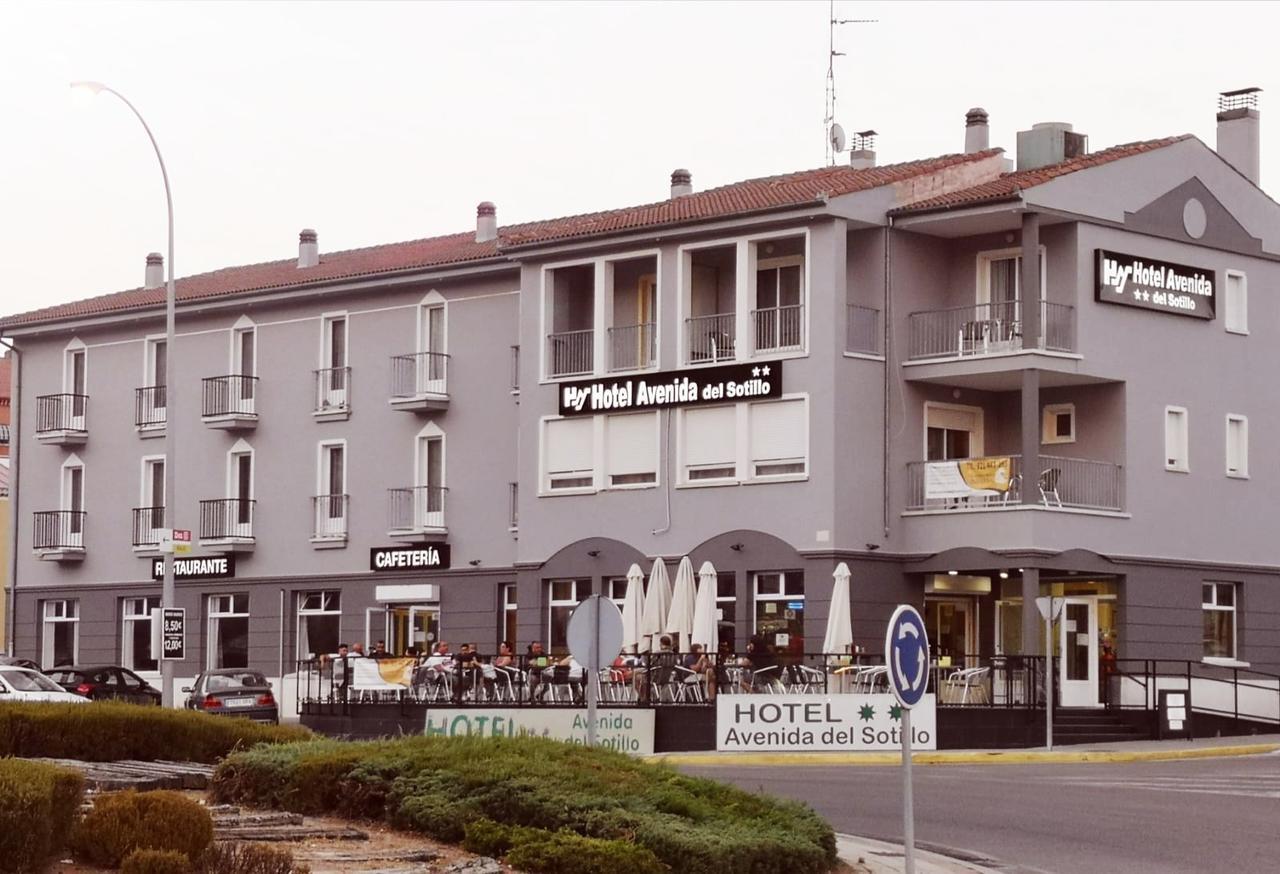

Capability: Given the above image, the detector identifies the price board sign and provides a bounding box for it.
[161,607,186,661]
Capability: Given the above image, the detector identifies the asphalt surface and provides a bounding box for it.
[681,750,1280,874]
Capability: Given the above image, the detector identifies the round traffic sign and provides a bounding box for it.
[884,605,930,709]
[566,595,625,672]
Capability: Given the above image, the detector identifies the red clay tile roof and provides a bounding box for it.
[0,151,1000,330]
[891,135,1194,215]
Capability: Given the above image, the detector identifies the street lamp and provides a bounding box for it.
[71,81,180,707]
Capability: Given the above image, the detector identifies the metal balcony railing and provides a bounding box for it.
[131,507,166,548]
[685,313,735,363]
[314,367,351,413]
[846,304,882,355]
[33,510,86,550]
[313,494,349,539]
[906,453,1123,512]
[35,394,88,434]
[202,375,258,418]
[752,304,804,353]
[608,322,656,371]
[906,301,1076,360]
[546,329,593,378]
[388,486,447,531]
[390,352,449,399]
[134,386,167,428]
[199,498,255,541]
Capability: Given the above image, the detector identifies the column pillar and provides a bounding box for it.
[1020,368,1040,505]
[1020,212,1041,348]
[1020,568,1041,655]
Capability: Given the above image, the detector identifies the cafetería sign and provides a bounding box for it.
[370,544,452,572]
[1096,249,1216,319]
[151,555,235,581]
[558,361,782,417]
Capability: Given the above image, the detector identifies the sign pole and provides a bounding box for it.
[1045,609,1054,751]
[885,604,929,874]
[587,594,599,748]
[902,706,915,874]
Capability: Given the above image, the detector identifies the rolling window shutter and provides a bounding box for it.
[607,413,656,477]
[546,418,593,474]
[684,406,735,467]
[750,400,805,461]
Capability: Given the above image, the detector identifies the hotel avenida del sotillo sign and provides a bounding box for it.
[558,361,783,417]
[1096,249,1216,319]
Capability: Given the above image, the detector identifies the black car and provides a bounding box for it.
[47,665,162,705]
[183,669,278,723]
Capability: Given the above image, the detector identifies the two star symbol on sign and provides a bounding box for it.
[749,365,772,378]
[857,703,903,722]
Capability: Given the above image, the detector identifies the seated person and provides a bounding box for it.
[634,635,678,703]
[738,635,779,692]
[452,642,482,701]
[527,641,551,701]
[683,643,717,701]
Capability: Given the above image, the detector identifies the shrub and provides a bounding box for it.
[122,848,192,874]
[72,790,214,867]
[0,758,85,873]
[0,702,308,764]
[196,842,311,874]
[505,829,667,874]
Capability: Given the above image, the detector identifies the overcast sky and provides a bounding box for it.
[1,0,1276,318]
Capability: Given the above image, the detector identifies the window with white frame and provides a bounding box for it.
[227,443,254,532]
[207,593,249,669]
[1224,271,1247,334]
[1226,415,1248,478]
[418,295,448,394]
[681,405,737,482]
[320,314,348,406]
[315,441,347,538]
[749,398,807,478]
[139,457,166,540]
[753,572,804,655]
[42,599,79,668]
[1202,582,1238,660]
[64,339,87,399]
[142,336,167,426]
[1165,406,1189,472]
[122,597,160,672]
[547,580,587,653]
[297,591,341,660]
[499,583,518,650]
[1042,403,1076,445]
[61,456,85,543]
[543,417,595,491]
[716,573,737,653]
[976,248,1046,305]
[606,412,657,487]
[607,576,646,611]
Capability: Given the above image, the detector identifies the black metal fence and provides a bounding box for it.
[33,510,86,550]
[1106,658,1280,728]
[131,506,166,547]
[199,498,255,540]
[35,394,88,433]
[202,375,258,418]
[134,386,167,428]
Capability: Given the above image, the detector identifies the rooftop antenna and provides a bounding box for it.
[825,1,877,165]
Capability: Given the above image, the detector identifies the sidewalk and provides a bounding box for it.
[836,833,1011,874]
[654,732,1280,767]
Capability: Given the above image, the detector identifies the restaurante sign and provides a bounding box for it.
[558,361,782,417]
[1096,249,1216,319]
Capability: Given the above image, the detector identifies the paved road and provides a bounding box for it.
[682,751,1280,874]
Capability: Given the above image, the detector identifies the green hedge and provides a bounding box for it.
[0,758,86,873]
[72,790,214,868]
[212,735,837,874]
[0,702,308,763]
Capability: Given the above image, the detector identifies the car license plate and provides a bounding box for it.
[224,697,254,708]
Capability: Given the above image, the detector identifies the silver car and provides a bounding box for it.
[0,667,91,704]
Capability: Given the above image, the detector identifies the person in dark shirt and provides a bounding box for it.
[739,635,778,692]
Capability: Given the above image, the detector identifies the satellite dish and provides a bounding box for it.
[829,122,847,153]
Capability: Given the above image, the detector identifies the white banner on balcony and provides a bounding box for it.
[717,694,937,751]
[924,458,1012,500]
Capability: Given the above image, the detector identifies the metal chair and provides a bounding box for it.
[1039,468,1063,507]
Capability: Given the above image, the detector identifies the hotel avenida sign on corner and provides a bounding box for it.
[1096,249,1216,319]
[558,361,783,417]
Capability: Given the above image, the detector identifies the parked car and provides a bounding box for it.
[46,665,162,705]
[0,667,91,704]
[0,656,43,671]
[183,669,277,723]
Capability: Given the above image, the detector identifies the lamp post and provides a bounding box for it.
[71,82,179,707]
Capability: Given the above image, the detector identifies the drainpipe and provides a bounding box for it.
[1,338,19,656]
[651,409,673,536]
[882,219,893,539]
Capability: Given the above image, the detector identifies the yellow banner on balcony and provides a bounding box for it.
[958,457,1012,492]
[924,457,1012,500]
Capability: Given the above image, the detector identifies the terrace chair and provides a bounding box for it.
[750,665,784,694]
[674,665,706,703]
[1038,467,1063,508]
[785,664,826,694]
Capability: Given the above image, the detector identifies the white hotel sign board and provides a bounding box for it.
[425,708,655,756]
[716,694,938,752]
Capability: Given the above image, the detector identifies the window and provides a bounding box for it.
[1225,271,1247,334]
[925,403,984,461]
[42,599,79,668]
[1042,404,1076,445]
[122,597,160,672]
[1165,406,1189,472]
[315,441,347,538]
[143,337,167,426]
[418,295,448,393]
[64,340,87,395]
[547,580,586,653]
[231,318,256,407]
[319,314,348,407]
[607,576,647,611]
[716,573,737,653]
[543,417,595,491]
[976,248,1046,305]
[297,591,340,659]
[606,412,657,487]
[138,456,166,543]
[1226,415,1248,478]
[754,572,804,656]
[682,405,736,482]
[754,255,804,352]
[61,455,85,545]
[228,444,254,530]
[749,398,807,478]
[207,593,249,669]
[1202,582,1237,660]
[499,584,518,650]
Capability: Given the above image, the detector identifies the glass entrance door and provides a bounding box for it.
[925,597,974,667]
[384,604,440,656]
[1059,596,1099,707]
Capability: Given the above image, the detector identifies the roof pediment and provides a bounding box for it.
[1122,177,1263,256]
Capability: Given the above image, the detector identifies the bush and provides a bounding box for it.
[122,849,192,874]
[0,702,308,763]
[0,758,85,873]
[72,790,214,867]
[213,735,837,874]
[196,842,310,874]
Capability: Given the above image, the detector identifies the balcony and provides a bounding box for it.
[33,510,86,561]
[387,486,447,539]
[389,353,449,412]
[752,304,804,354]
[134,386,167,435]
[685,313,735,364]
[906,454,1124,514]
[546,329,593,378]
[846,304,882,356]
[35,394,88,445]
[312,494,349,547]
[201,375,259,429]
[608,322,656,372]
[199,498,256,551]
[131,506,166,555]
[314,367,351,421]
[907,301,1075,361]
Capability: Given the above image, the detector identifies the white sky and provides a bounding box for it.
[1,0,1277,318]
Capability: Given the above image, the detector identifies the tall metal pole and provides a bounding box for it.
[1045,611,1054,751]
[902,707,916,874]
[586,594,599,747]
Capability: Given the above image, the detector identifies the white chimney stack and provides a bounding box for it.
[1216,88,1261,186]
[965,107,990,153]
[849,130,877,169]
[670,168,693,198]
[144,252,164,289]
[298,229,319,268]
[476,201,497,243]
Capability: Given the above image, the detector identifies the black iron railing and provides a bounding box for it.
[134,386,167,428]
[390,352,449,399]
[202,375,258,418]
[199,498,255,540]
[35,394,88,434]
[33,510,86,550]
[388,486,446,531]
[314,367,351,413]
[313,494,349,539]
[132,507,166,547]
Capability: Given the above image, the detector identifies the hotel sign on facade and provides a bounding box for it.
[558,361,782,417]
[1096,249,1216,319]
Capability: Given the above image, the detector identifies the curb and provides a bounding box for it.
[652,742,1280,767]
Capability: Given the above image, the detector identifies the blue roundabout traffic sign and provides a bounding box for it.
[884,605,930,709]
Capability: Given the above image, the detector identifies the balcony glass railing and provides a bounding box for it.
[906,454,1123,513]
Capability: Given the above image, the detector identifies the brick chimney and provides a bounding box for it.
[670,169,693,198]
[144,252,164,289]
[298,229,319,268]
[476,202,497,243]
[1217,88,1261,186]
[965,108,990,153]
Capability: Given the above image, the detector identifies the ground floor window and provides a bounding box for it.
[754,572,803,656]
[297,591,340,660]
[716,573,737,653]
[925,597,976,664]
[1203,582,1237,660]
[207,593,249,669]
[42,599,79,668]
[122,596,160,672]
[500,584,517,649]
[547,579,587,653]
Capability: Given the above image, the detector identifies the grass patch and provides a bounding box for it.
[212,735,836,874]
